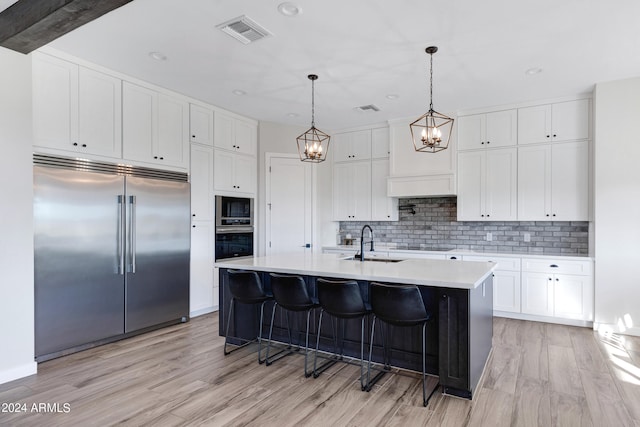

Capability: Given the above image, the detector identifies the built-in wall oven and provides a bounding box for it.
[215,196,254,260]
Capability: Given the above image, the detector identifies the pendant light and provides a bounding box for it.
[410,46,454,153]
[297,74,330,162]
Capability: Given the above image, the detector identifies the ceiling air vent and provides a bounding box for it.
[216,15,272,44]
[354,104,381,112]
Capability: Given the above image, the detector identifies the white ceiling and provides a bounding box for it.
[16,0,640,130]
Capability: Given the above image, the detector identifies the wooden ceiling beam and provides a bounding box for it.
[0,0,133,54]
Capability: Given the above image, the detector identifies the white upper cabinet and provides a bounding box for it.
[518,99,590,144]
[457,148,517,221]
[189,104,214,146]
[33,52,122,158]
[213,148,256,195]
[371,158,398,221]
[333,130,372,162]
[122,82,189,169]
[214,112,257,156]
[190,144,214,221]
[518,141,588,221]
[371,127,390,159]
[333,161,371,221]
[457,109,517,150]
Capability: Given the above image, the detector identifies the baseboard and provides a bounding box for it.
[493,311,594,328]
[593,322,640,337]
[0,361,37,385]
[190,306,219,318]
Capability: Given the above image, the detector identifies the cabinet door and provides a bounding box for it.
[78,67,122,158]
[457,151,484,220]
[331,133,352,162]
[157,94,189,168]
[485,110,517,148]
[351,130,372,160]
[213,149,235,192]
[485,148,517,220]
[214,112,235,151]
[551,141,589,220]
[551,99,589,142]
[371,159,397,221]
[352,161,372,220]
[553,274,592,321]
[371,127,390,159]
[457,114,485,150]
[521,272,554,316]
[190,104,214,146]
[122,82,157,163]
[234,120,257,156]
[190,221,214,314]
[518,145,552,220]
[190,145,214,221]
[518,104,552,145]
[493,270,521,313]
[333,163,354,220]
[234,154,257,194]
[33,53,79,150]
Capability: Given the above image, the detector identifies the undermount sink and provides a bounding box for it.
[345,255,403,263]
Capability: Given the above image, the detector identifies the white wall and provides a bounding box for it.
[0,47,37,383]
[594,76,640,336]
[257,121,336,255]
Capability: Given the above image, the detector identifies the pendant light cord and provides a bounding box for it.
[311,78,315,128]
[429,52,434,112]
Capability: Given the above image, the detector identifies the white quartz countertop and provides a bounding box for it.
[214,253,496,290]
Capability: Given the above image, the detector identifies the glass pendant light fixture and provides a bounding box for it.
[410,46,454,153]
[297,74,330,162]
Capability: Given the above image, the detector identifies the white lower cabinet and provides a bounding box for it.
[521,258,593,321]
[464,255,521,314]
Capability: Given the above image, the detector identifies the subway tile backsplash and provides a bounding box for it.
[338,197,589,256]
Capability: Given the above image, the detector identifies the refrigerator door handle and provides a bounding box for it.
[117,195,125,275]
[129,195,137,274]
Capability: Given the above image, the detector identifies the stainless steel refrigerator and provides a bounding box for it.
[34,155,190,361]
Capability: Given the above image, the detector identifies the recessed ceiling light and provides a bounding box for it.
[232,89,247,96]
[525,67,543,76]
[385,94,399,100]
[278,2,302,16]
[148,51,167,61]
[287,112,299,118]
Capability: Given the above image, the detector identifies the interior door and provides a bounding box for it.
[34,166,125,358]
[266,155,312,255]
[124,176,190,332]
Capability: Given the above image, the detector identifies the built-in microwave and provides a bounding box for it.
[215,196,254,260]
[215,196,254,227]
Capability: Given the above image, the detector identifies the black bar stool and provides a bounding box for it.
[366,282,441,407]
[313,278,371,389]
[224,270,272,363]
[266,273,320,377]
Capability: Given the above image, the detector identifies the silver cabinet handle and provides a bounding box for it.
[129,195,137,273]
[117,195,125,275]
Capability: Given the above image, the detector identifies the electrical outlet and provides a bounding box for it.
[524,233,531,242]
[486,232,492,241]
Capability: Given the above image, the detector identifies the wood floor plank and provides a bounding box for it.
[2,314,640,426]
[579,368,635,426]
[511,377,551,427]
[547,344,584,397]
[481,343,521,393]
[549,391,594,427]
[519,337,549,381]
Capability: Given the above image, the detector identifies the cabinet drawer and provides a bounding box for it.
[521,258,592,275]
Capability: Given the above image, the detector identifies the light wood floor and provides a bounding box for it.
[1,314,640,426]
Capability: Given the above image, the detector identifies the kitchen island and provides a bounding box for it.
[215,253,496,399]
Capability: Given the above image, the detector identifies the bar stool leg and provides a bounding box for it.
[313,310,339,378]
[257,301,267,364]
[360,316,366,390]
[423,321,441,406]
[304,308,313,377]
